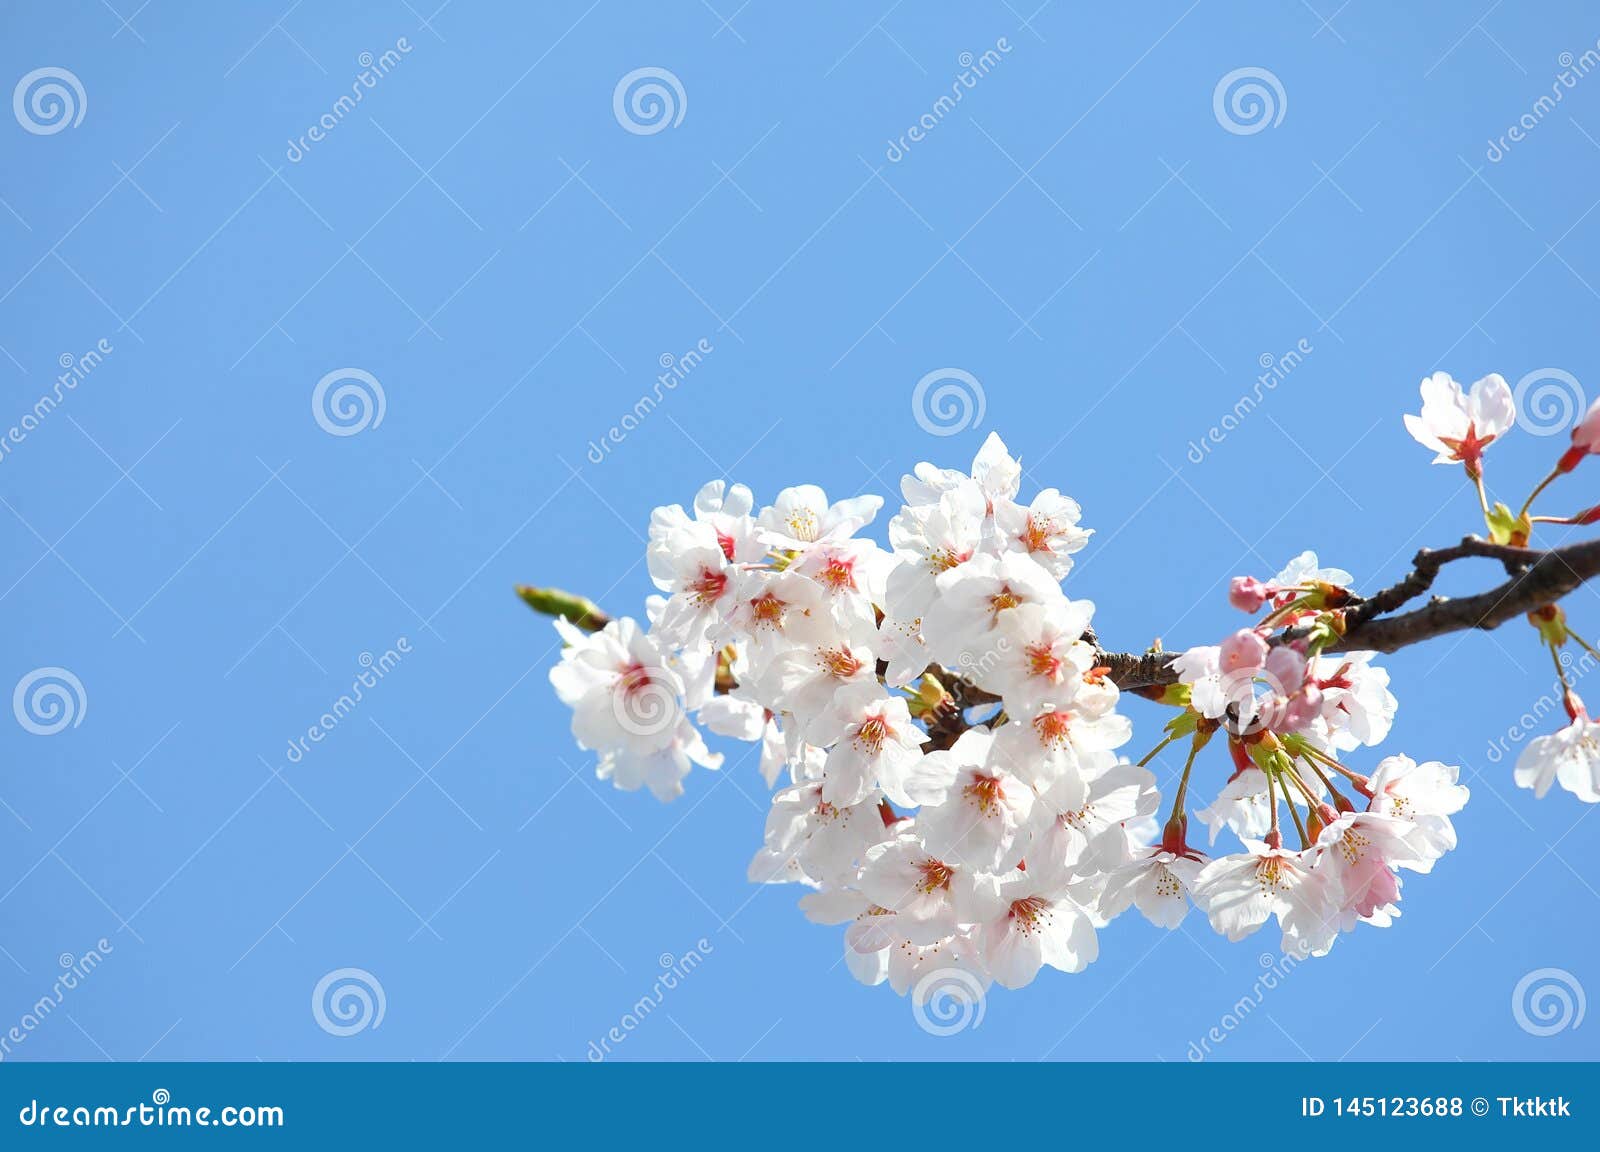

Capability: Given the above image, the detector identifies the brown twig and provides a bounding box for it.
[1092,536,1594,690]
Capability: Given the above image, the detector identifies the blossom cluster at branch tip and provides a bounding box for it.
[1178,549,1466,955]
[1403,369,1600,804]
[545,432,1472,998]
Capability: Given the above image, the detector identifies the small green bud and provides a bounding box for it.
[516,586,610,632]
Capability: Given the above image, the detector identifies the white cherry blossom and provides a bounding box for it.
[976,869,1099,989]
[758,485,882,551]
[1515,716,1600,803]
[992,488,1091,580]
[1402,370,1515,470]
[810,682,932,808]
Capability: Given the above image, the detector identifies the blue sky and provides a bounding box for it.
[1,1,1597,1061]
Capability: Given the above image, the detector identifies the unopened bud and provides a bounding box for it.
[516,585,610,632]
[906,673,954,720]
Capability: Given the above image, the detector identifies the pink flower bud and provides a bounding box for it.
[1265,644,1308,694]
[1574,397,1600,454]
[1219,629,1270,676]
[1281,684,1323,730]
[1228,576,1272,613]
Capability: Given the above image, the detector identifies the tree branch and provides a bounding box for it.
[1096,536,1600,690]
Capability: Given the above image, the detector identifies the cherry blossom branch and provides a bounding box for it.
[1093,536,1600,691]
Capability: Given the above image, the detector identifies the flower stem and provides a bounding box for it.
[1562,628,1600,666]
[1297,742,1365,785]
[1550,640,1576,690]
[1285,794,1311,849]
[1167,729,1207,823]
[1520,466,1564,520]
[1136,731,1183,769]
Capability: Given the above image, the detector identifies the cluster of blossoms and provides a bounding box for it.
[1403,370,1600,804]
[1164,549,1467,959]
[544,432,1471,998]
[541,370,1600,1005]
